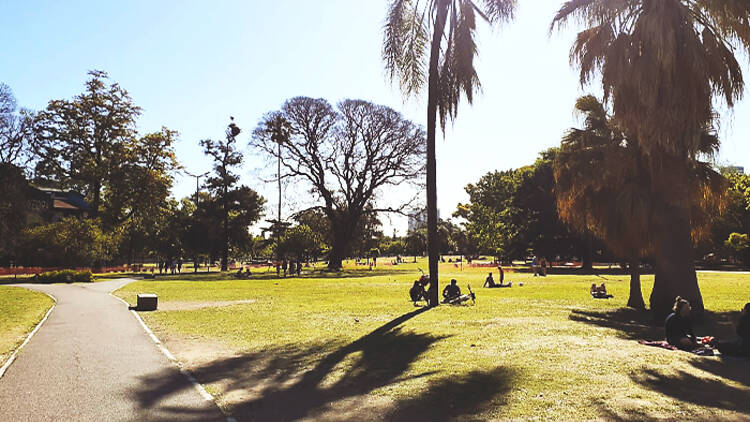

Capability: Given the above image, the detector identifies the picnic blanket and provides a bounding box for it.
[638,340,715,356]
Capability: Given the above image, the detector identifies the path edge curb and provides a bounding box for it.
[0,289,57,379]
[108,285,236,422]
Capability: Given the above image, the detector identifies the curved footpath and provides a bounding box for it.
[0,279,226,422]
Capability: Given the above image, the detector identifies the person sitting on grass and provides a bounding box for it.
[665,297,698,351]
[236,267,245,278]
[409,280,428,306]
[484,272,511,288]
[484,272,496,288]
[590,283,613,299]
[442,279,462,303]
[711,302,750,357]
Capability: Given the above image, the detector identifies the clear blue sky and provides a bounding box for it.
[2,1,748,234]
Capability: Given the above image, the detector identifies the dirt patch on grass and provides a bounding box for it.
[158,299,256,311]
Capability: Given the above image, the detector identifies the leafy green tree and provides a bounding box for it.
[21,217,117,267]
[552,1,750,316]
[253,98,423,270]
[34,71,141,217]
[278,225,324,261]
[725,233,750,267]
[405,229,427,262]
[456,152,584,263]
[384,0,517,305]
[706,171,750,260]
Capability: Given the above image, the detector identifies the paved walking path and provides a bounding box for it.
[0,279,226,422]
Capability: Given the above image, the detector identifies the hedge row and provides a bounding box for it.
[34,270,92,283]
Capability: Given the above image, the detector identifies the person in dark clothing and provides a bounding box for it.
[484,272,496,288]
[442,279,462,303]
[409,280,428,305]
[282,260,288,277]
[296,260,302,276]
[665,296,698,350]
[289,261,296,277]
[712,303,750,357]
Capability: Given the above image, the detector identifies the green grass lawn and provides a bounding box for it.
[115,262,750,421]
[0,286,54,367]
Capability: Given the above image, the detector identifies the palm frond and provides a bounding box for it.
[383,0,429,96]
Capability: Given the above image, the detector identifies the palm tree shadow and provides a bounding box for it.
[568,308,661,340]
[131,306,519,421]
[569,308,740,341]
[629,366,750,414]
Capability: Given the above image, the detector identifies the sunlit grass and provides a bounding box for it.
[115,261,750,420]
[0,286,54,367]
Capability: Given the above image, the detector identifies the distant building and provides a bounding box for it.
[408,207,440,232]
[26,186,90,225]
[725,165,745,174]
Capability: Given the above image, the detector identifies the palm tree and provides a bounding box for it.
[555,96,654,309]
[551,1,750,317]
[383,0,517,306]
[555,96,728,312]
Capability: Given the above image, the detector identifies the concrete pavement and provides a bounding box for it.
[0,279,226,422]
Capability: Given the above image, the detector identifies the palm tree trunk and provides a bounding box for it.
[627,258,645,310]
[425,2,449,307]
[649,158,704,319]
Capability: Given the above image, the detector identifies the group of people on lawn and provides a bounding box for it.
[408,271,749,357]
[409,276,475,305]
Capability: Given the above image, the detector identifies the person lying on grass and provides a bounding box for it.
[484,272,511,288]
[710,302,750,357]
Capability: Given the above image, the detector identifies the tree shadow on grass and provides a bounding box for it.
[569,308,662,340]
[569,308,741,341]
[688,357,750,387]
[132,306,519,421]
[629,366,750,415]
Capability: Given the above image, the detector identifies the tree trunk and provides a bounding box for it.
[582,232,593,271]
[627,258,646,310]
[649,158,703,320]
[650,205,703,319]
[425,2,449,307]
[221,188,229,272]
[327,219,354,270]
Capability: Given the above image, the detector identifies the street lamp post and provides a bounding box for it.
[183,170,210,207]
[184,170,209,273]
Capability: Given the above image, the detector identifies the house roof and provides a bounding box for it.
[53,199,79,210]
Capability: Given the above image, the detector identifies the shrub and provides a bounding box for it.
[35,270,92,283]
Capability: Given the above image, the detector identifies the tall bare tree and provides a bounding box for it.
[253,97,425,270]
[383,0,517,305]
[0,83,35,167]
[552,1,750,317]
